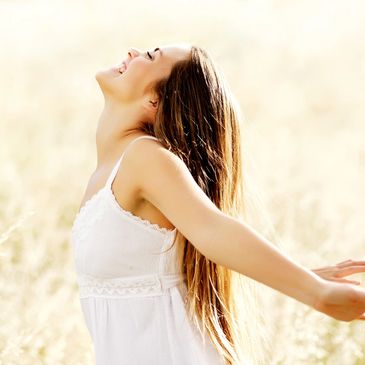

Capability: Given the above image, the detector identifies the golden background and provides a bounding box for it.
[1,0,364,363]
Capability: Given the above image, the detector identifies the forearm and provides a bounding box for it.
[201,214,326,308]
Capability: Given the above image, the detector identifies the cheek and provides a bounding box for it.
[116,63,157,97]
[124,59,151,82]
[95,59,157,100]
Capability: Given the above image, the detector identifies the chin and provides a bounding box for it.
[94,71,112,100]
[94,69,105,84]
[95,69,115,90]
[95,68,109,81]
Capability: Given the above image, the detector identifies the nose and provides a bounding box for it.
[127,47,141,58]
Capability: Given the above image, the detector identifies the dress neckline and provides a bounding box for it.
[72,184,177,236]
[72,135,177,236]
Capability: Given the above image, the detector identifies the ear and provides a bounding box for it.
[149,99,158,110]
[143,91,159,114]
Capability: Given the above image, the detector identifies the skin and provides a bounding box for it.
[77,44,191,220]
[84,43,365,322]
[94,44,191,167]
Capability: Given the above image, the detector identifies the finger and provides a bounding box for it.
[336,259,352,266]
[312,267,335,274]
[335,265,365,277]
[336,260,365,268]
[327,278,361,285]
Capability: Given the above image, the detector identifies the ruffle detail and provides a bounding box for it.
[106,188,177,236]
[70,187,110,250]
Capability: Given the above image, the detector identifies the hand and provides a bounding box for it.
[314,280,365,322]
[311,259,365,285]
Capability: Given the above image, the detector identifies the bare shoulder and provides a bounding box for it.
[122,137,224,254]
[122,136,187,179]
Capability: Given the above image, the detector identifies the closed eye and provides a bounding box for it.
[146,51,153,60]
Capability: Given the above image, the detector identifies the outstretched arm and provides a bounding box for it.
[124,138,365,321]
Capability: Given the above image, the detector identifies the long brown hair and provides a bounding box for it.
[141,46,272,365]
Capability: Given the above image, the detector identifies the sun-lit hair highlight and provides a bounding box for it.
[139,45,273,365]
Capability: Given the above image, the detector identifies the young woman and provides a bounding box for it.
[70,44,365,365]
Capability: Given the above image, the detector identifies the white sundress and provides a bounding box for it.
[69,135,227,365]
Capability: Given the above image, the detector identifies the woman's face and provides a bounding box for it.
[95,44,191,103]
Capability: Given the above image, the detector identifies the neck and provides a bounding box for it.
[95,100,148,168]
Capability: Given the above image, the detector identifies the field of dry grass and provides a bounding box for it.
[1,0,364,364]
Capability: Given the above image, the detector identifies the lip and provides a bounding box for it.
[111,61,127,75]
[111,66,122,74]
[120,61,128,72]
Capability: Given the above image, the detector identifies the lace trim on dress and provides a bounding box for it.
[78,273,186,298]
[71,185,176,244]
[70,187,110,251]
[106,188,177,236]
[72,187,107,228]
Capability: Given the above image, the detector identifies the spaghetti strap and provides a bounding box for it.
[105,135,158,189]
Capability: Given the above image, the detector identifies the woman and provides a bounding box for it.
[70,44,365,365]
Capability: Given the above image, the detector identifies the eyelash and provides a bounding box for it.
[146,51,153,60]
